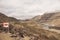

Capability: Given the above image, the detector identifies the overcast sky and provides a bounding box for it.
[0,0,60,19]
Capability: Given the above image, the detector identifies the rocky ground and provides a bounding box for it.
[0,12,60,40]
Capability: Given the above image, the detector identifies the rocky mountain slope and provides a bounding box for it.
[32,15,41,22]
[0,12,18,22]
[33,12,60,26]
[0,12,60,40]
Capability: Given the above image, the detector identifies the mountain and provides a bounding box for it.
[0,12,19,22]
[33,12,60,26]
[32,15,41,22]
[45,12,60,26]
[32,13,56,23]
[41,12,60,27]
[0,12,60,40]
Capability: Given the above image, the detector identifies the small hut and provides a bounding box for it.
[0,22,9,32]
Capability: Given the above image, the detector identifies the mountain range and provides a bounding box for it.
[0,12,60,40]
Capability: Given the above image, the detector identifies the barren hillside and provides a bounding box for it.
[0,12,60,40]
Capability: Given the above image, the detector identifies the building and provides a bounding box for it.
[0,22,9,32]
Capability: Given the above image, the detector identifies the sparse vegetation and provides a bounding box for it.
[0,12,60,40]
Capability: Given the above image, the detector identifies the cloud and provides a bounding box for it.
[0,0,60,19]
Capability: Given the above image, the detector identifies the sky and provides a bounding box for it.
[0,0,60,19]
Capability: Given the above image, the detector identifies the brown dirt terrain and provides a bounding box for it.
[0,12,60,40]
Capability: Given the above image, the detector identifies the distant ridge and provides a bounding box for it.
[0,12,19,22]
